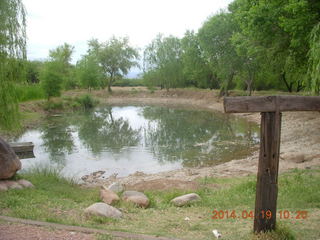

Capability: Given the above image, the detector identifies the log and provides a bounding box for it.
[224,96,320,113]
[9,142,35,159]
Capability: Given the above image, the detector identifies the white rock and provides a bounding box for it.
[84,203,122,219]
[212,229,221,239]
[171,193,201,207]
[108,182,124,193]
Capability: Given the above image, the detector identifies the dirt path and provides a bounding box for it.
[70,87,320,189]
[0,216,180,240]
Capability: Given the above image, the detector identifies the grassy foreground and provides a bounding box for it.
[0,167,319,240]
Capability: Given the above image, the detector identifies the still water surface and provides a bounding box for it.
[15,106,259,179]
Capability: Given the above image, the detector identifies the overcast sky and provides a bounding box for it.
[24,0,233,65]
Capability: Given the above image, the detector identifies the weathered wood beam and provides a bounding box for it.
[224,96,320,113]
[254,112,281,232]
[9,142,35,159]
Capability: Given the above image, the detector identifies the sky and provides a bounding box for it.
[24,0,233,75]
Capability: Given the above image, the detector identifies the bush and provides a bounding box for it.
[75,94,99,110]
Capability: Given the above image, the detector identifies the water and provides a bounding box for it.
[14,105,259,179]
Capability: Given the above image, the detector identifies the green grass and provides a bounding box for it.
[15,84,45,102]
[0,168,319,239]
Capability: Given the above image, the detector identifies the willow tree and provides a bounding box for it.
[0,0,26,129]
[308,23,320,95]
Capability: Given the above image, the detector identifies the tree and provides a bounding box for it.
[198,12,242,96]
[76,54,103,91]
[181,30,214,89]
[41,61,64,100]
[49,43,76,89]
[0,0,26,129]
[88,37,139,92]
[143,34,184,90]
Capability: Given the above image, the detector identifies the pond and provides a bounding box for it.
[15,105,259,179]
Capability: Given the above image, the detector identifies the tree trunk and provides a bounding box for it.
[280,72,293,92]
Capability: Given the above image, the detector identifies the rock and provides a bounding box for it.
[171,193,201,207]
[122,191,150,208]
[100,186,119,205]
[4,180,23,190]
[0,137,21,179]
[0,181,8,191]
[108,182,124,193]
[84,203,122,219]
[17,179,34,188]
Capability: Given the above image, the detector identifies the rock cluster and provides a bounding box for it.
[84,182,151,219]
[0,179,34,191]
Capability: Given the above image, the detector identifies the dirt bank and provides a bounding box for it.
[67,87,320,189]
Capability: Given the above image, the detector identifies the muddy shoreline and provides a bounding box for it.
[66,87,320,189]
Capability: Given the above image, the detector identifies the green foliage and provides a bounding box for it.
[113,78,144,87]
[75,94,99,110]
[25,60,43,84]
[49,43,77,90]
[15,83,45,102]
[87,37,139,92]
[143,34,184,89]
[0,0,26,129]
[40,61,64,99]
[181,30,214,89]
[308,23,320,95]
[198,12,241,96]
[43,95,98,111]
[76,55,103,90]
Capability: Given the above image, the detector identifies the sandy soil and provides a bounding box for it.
[71,87,320,189]
[0,222,96,240]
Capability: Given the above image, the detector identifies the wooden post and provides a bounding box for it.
[254,112,281,232]
[223,95,320,233]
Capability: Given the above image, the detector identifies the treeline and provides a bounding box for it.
[24,0,320,98]
[24,37,139,99]
[143,0,320,96]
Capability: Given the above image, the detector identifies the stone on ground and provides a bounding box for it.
[0,137,21,180]
[108,182,124,193]
[84,203,122,219]
[100,186,119,205]
[17,179,35,188]
[122,191,150,208]
[0,182,8,191]
[4,181,23,190]
[171,193,201,207]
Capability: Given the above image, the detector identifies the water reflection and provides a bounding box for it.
[77,107,140,155]
[16,106,259,178]
[142,107,258,167]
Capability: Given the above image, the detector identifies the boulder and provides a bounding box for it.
[84,203,122,219]
[100,186,119,205]
[17,179,34,188]
[108,182,124,193]
[122,191,150,208]
[0,137,21,179]
[171,193,201,207]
